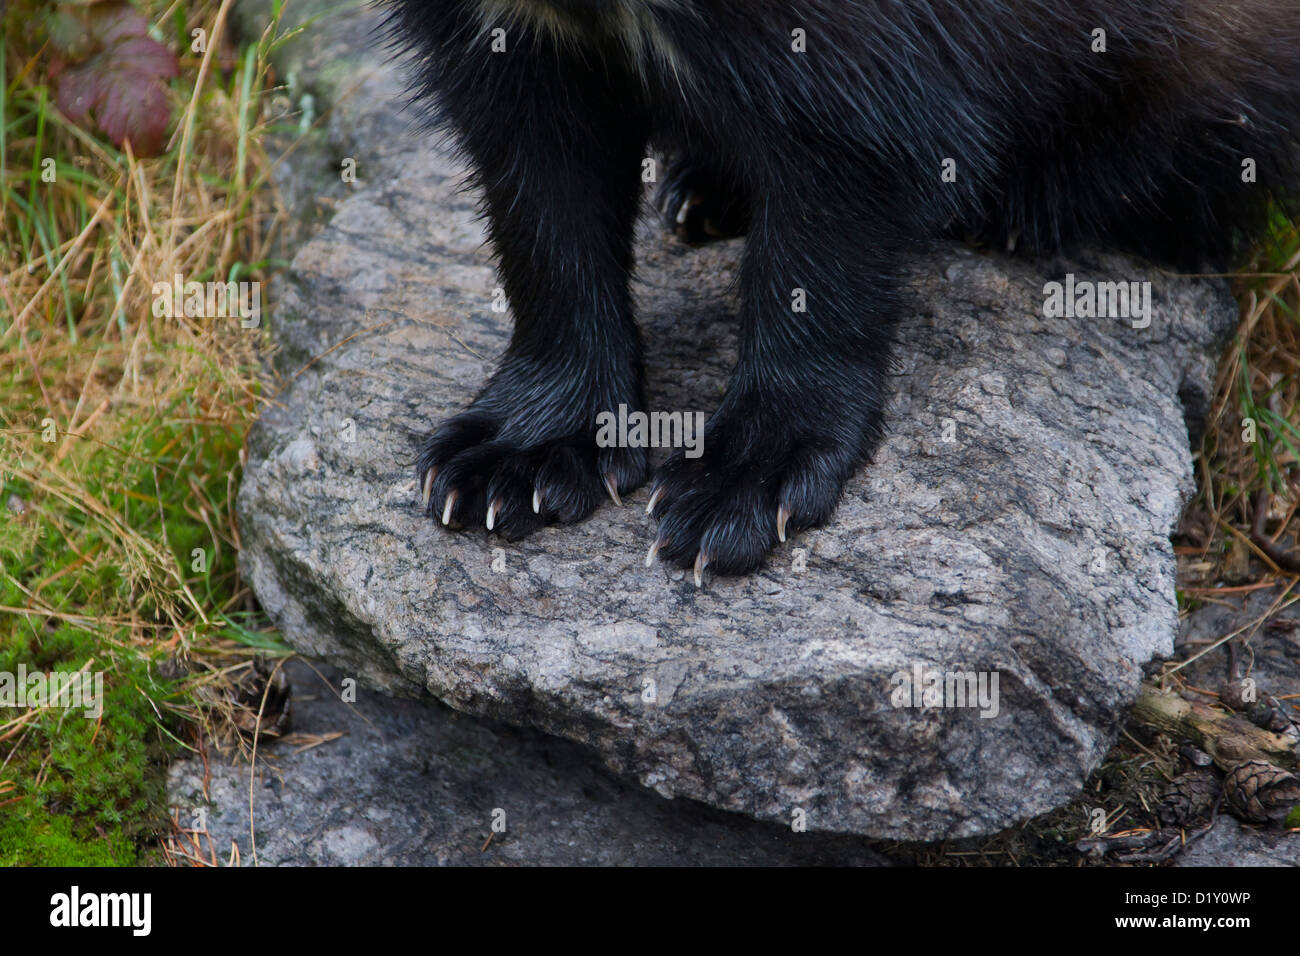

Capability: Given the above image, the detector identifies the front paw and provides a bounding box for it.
[644,406,859,582]
[417,405,649,541]
[655,154,749,244]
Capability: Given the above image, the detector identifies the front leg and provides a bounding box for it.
[414,21,651,539]
[648,185,901,581]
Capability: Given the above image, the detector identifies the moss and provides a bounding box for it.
[0,623,181,863]
[0,804,136,866]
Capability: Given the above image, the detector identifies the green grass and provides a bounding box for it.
[0,0,295,865]
[0,398,266,864]
[1181,214,1300,591]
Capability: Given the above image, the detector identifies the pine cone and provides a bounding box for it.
[1222,760,1300,824]
[1157,769,1221,826]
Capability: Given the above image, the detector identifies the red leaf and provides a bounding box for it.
[50,2,179,157]
[54,64,100,123]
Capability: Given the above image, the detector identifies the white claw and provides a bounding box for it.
[532,488,542,514]
[693,551,709,588]
[777,504,791,544]
[646,486,665,516]
[421,469,435,509]
[676,193,703,226]
[486,499,499,531]
[645,538,661,568]
[604,472,622,507]
[441,490,457,526]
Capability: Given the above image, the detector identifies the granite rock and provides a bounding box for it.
[231,0,1238,841]
[1174,817,1300,867]
[166,662,888,865]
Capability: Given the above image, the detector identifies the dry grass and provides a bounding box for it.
[0,0,297,862]
[1181,220,1300,598]
[2,0,271,625]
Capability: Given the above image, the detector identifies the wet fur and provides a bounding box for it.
[386,0,1300,578]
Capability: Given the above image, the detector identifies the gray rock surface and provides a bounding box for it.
[231,0,1238,841]
[1174,817,1300,867]
[233,0,411,252]
[167,662,887,865]
[1176,589,1300,703]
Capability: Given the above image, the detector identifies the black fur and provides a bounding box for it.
[387,0,1300,578]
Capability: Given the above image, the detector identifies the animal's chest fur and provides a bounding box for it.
[474,0,686,76]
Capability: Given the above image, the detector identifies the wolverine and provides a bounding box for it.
[386,0,1300,582]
